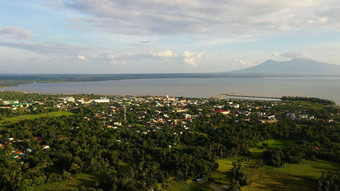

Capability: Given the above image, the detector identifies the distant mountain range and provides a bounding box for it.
[1,58,339,87]
[229,58,340,76]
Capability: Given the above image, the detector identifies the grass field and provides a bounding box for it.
[290,100,324,110]
[210,156,240,185]
[209,139,339,191]
[265,159,340,179]
[1,111,74,124]
[249,139,295,157]
[242,168,315,191]
[34,173,97,191]
[243,159,340,191]
[255,139,295,148]
[166,181,213,191]
[210,158,339,191]
[210,156,257,186]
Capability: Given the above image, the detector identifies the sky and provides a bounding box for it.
[0,0,339,74]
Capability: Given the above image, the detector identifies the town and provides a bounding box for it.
[0,91,339,191]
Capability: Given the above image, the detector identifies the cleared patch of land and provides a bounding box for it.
[166,181,213,191]
[210,156,256,186]
[255,139,295,148]
[242,168,315,191]
[210,156,240,185]
[34,173,97,191]
[264,159,340,179]
[210,139,340,191]
[249,139,295,157]
[1,111,74,124]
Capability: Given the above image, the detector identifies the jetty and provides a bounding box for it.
[220,93,281,100]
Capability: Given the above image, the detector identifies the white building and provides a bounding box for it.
[60,97,75,102]
[93,97,110,103]
[232,104,240,109]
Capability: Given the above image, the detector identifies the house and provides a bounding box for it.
[214,110,230,115]
[183,114,192,119]
[173,108,188,113]
[77,98,92,104]
[232,104,240,109]
[299,114,309,119]
[256,112,266,117]
[214,105,225,109]
[0,105,12,109]
[3,100,19,105]
[114,122,122,126]
[60,97,75,102]
[93,97,110,103]
[42,145,50,149]
[287,113,296,120]
[267,115,276,120]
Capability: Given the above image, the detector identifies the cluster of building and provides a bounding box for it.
[1,94,339,163]
[0,137,49,162]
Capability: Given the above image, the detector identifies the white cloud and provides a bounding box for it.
[63,0,340,37]
[197,51,205,59]
[183,51,196,66]
[272,53,280,58]
[280,52,310,59]
[0,40,94,56]
[184,57,196,67]
[77,55,87,60]
[0,26,32,39]
[151,50,178,58]
[183,51,194,58]
[232,58,254,67]
[279,47,340,64]
[182,50,205,67]
[110,60,126,65]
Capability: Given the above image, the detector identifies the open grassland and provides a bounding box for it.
[1,111,74,124]
[264,159,340,179]
[210,156,241,185]
[210,139,340,191]
[255,139,295,148]
[34,174,97,191]
[166,181,213,191]
[211,158,339,191]
[242,168,315,191]
[290,100,325,110]
[249,139,295,157]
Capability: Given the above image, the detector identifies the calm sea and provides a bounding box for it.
[1,77,340,104]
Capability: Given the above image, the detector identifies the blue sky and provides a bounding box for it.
[0,0,339,74]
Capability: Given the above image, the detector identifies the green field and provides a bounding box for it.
[1,111,74,124]
[34,173,97,191]
[209,139,340,191]
[166,181,213,191]
[210,156,240,185]
[249,139,295,157]
[242,168,315,191]
[255,139,295,148]
[265,159,340,179]
[210,157,339,191]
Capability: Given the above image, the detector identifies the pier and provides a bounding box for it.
[220,93,281,100]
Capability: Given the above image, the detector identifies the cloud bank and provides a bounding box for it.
[63,0,340,36]
[0,26,32,39]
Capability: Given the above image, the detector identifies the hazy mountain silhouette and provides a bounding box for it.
[230,58,340,76]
